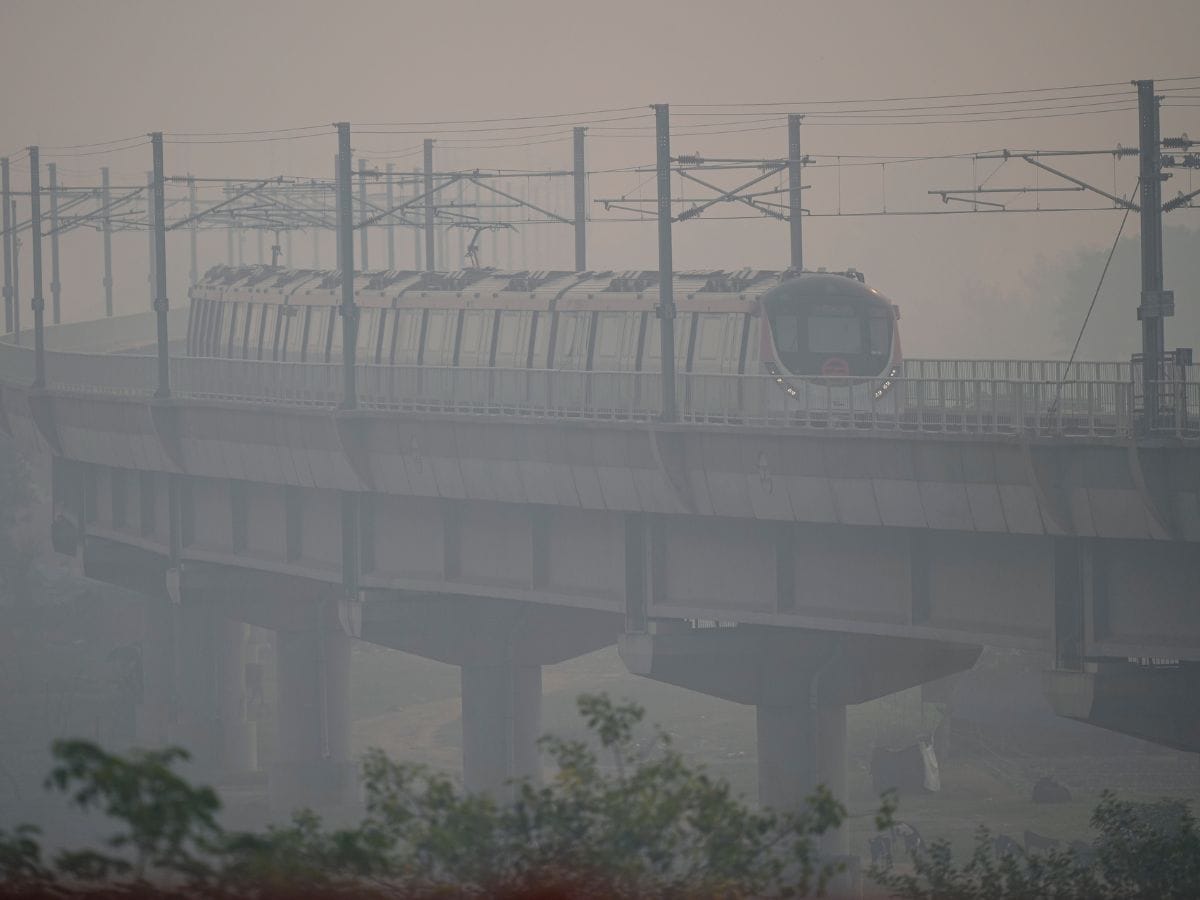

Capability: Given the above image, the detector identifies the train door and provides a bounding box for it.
[689,312,745,418]
[591,311,640,413]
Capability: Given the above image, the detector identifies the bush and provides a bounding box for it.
[2,694,848,898]
[870,792,1200,900]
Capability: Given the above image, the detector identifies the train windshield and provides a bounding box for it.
[807,306,862,354]
[767,295,893,376]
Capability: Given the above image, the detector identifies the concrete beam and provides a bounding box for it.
[360,591,620,666]
[618,626,981,707]
[1044,662,1200,752]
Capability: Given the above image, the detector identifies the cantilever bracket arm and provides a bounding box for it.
[357,173,464,229]
[677,167,789,221]
[466,176,573,226]
[1020,156,1139,211]
[168,177,280,231]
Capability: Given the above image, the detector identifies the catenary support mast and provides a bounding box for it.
[654,104,677,422]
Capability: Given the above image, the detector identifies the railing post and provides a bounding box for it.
[150,133,171,399]
[653,103,677,423]
[335,122,357,410]
[29,147,45,388]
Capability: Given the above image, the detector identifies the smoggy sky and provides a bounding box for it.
[1,0,1198,356]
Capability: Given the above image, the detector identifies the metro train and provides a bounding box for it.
[187,265,902,414]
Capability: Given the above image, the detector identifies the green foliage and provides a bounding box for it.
[3,694,846,897]
[43,739,222,886]
[870,791,1200,900]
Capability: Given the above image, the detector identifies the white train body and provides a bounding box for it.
[187,266,903,417]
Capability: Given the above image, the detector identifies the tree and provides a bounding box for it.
[870,792,1200,900]
[3,693,848,898]
[1029,224,1200,361]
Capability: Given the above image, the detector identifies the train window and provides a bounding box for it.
[270,306,286,361]
[391,310,422,365]
[186,301,199,356]
[285,309,306,361]
[530,311,551,368]
[297,308,313,362]
[327,307,345,362]
[806,306,861,354]
[307,307,328,362]
[772,312,801,354]
[374,310,389,364]
[195,301,211,355]
[209,304,225,358]
[553,311,592,370]
[868,311,892,356]
[691,313,743,374]
[226,302,240,358]
[493,311,531,368]
[456,309,492,367]
[592,311,639,372]
[422,310,456,366]
[240,303,255,359]
[360,309,381,361]
[640,313,690,374]
[254,305,267,360]
[743,315,762,373]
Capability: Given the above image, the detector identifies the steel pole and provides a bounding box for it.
[101,167,113,316]
[358,157,369,271]
[10,200,19,342]
[225,184,234,265]
[29,148,45,388]
[385,162,395,269]
[411,167,421,269]
[787,113,804,271]
[654,104,677,422]
[334,155,342,272]
[48,162,60,324]
[573,126,587,271]
[1,157,11,333]
[1136,80,1169,430]
[146,171,155,306]
[336,123,357,409]
[188,176,198,284]
[150,133,170,399]
[423,139,435,271]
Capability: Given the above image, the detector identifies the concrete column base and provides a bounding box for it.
[271,627,356,811]
[757,702,847,855]
[461,662,542,797]
[173,603,257,780]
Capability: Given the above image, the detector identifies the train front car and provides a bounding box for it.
[757,271,902,419]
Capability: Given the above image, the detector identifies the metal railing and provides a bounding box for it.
[1,341,1196,440]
